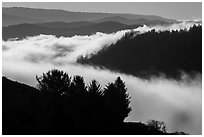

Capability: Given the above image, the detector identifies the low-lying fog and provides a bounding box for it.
[2,21,202,134]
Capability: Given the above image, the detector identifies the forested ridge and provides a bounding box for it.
[78,25,202,79]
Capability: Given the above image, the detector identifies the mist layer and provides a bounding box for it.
[2,21,202,134]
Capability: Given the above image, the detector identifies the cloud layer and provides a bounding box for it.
[2,21,202,134]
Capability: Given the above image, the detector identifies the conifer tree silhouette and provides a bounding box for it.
[36,69,71,97]
[36,69,72,133]
[70,75,87,97]
[104,77,131,123]
[88,80,102,96]
[87,80,106,128]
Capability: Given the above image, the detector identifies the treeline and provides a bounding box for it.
[35,69,131,134]
[78,25,202,79]
[3,70,187,135]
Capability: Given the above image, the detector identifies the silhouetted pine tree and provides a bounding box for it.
[36,69,72,133]
[69,75,89,130]
[104,77,131,124]
[70,75,87,97]
[36,69,71,97]
[87,80,106,129]
[114,77,132,121]
[88,80,102,96]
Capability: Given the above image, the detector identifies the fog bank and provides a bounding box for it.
[2,21,202,134]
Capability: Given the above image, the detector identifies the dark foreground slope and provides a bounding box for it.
[2,76,39,134]
[2,76,186,135]
[78,25,202,79]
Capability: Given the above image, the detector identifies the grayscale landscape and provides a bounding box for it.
[2,2,202,135]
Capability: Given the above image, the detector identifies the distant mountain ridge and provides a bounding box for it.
[3,21,140,40]
[35,21,94,29]
[2,7,177,26]
[2,13,43,26]
[93,16,170,25]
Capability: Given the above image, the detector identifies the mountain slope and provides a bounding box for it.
[3,22,140,40]
[78,26,202,79]
[35,21,94,29]
[2,7,177,26]
[94,16,170,25]
[2,13,43,26]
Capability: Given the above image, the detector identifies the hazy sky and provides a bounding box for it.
[2,2,202,20]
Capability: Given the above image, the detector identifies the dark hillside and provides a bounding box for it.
[2,76,39,134]
[78,25,202,79]
[2,75,186,135]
